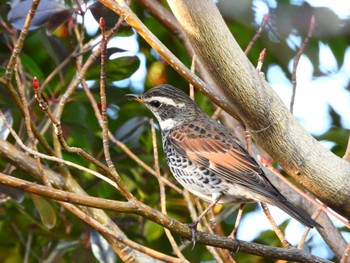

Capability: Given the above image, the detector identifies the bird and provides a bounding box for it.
[126,84,321,234]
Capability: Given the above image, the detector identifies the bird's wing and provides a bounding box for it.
[169,124,283,200]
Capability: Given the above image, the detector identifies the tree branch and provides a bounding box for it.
[0,140,332,262]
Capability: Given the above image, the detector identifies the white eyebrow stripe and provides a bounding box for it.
[143,96,185,108]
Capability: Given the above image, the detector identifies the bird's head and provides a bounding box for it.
[126,84,198,130]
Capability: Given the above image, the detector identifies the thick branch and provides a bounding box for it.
[166,0,350,220]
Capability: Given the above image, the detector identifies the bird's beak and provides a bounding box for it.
[126,94,143,103]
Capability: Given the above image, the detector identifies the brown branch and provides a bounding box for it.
[0,169,331,262]
[80,79,181,193]
[99,0,233,112]
[0,172,135,212]
[290,15,315,113]
[4,0,41,82]
[0,77,54,156]
[33,77,135,199]
[61,202,182,263]
[99,17,113,171]
[259,155,348,258]
[0,109,119,189]
[137,0,220,90]
[17,66,49,186]
[0,139,168,262]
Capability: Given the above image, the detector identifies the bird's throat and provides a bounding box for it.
[158,118,178,130]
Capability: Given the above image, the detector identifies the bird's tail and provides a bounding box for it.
[274,199,322,228]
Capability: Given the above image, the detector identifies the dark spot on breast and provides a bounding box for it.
[199,128,206,135]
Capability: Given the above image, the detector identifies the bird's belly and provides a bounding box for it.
[168,163,255,205]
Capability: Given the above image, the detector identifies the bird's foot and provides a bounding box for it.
[186,221,199,249]
[228,231,240,254]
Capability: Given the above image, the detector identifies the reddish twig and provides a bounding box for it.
[290,15,315,113]
[99,17,114,171]
[244,13,269,55]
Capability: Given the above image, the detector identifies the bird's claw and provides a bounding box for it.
[229,234,240,254]
[186,221,198,249]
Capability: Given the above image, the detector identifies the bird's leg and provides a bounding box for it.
[229,203,245,239]
[187,194,222,245]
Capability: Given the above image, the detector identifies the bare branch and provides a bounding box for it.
[290,15,315,113]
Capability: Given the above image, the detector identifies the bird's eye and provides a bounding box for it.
[150,100,161,108]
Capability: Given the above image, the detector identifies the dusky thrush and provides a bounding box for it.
[126,84,320,233]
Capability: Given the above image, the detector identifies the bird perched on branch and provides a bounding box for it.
[126,84,320,237]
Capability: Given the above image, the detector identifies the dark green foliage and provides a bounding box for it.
[0,0,349,262]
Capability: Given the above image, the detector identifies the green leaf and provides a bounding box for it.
[143,220,164,242]
[85,55,140,82]
[21,52,46,80]
[31,194,56,229]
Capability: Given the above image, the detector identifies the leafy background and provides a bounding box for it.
[0,0,349,262]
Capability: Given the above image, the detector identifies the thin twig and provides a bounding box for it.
[258,155,350,229]
[16,67,50,186]
[343,133,350,162]
[79,76,182,193]
[99,0,233,111]
[254,48,291,247]
[298,208,322,249]
[99,17,113,170]
[189,54,197,100]
[32,77,136,199]
[61,203,181,263]
[261,203,292,248]
[290,15,315,113]
[5,0,41,82]
[0,77,54,155]
[244,13,269,55]
[54,18,125,121]
[151,120,188,262]
[0,110,119,190]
